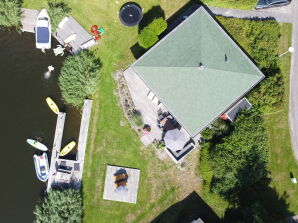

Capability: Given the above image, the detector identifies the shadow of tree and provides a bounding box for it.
[223,179,292,223]
[151,191,220,223]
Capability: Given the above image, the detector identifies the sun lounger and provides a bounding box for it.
[152,96,159,105]
[147,91,155,100]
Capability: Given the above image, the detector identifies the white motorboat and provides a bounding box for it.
[33,153,49,182]
[35,9,51,50]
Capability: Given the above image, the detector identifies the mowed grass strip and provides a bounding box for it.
[264,23,298,213]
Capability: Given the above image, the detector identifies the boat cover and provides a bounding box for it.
[37,27,50,43]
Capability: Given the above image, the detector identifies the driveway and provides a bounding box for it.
[208,5,292,23]
[289,0,298,161]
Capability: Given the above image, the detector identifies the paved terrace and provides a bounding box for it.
[20,8,97,53]
[103,165,140,204]
[47,100,93,190]
[123,68,194,147]
[123,67,166,146]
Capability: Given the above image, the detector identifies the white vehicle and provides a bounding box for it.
[35,9,51,50]
[33,153,49,182]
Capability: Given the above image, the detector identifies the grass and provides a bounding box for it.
[264,23,298,213]
[22,0,298,221]
[198,22,297,217]
[23,1,203,223]
[200,0,258,10]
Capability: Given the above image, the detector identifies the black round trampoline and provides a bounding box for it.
[119,3,143,27]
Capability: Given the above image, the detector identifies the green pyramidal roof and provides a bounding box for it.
[132,7,264,137]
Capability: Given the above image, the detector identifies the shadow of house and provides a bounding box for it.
[162,1,201,37]
[151,191,220,223]
[138,5,165,33]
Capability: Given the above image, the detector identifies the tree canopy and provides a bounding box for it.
[209,110,269,197]
[0,0,21,28]
[34,189,83,223]
[47,0,71,32]
[59,50,101,109]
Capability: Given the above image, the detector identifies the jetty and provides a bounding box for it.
[20,8,97,53]
[47,100,93,191]
[47,112,66,191]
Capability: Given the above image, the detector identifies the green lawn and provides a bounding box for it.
[23,0,298,221]
[23,1,203,223]
[264,23,298,213]
[200,0,258,10]
[198,22,297,218]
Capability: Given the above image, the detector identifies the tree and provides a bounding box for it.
[248,72,284,113]
[34,189,83,223]
[0,0,21,28]
[47,0,71,32]
[59,50,101,109]
[209,110,269,197]
[200,119,230,141]
[138,18,167,49]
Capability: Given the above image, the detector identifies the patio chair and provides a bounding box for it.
[147,91,155,100]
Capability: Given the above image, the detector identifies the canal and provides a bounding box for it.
[0,30,81,222]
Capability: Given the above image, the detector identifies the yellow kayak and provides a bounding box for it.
[46,97,59,114]
[60,141,76,157]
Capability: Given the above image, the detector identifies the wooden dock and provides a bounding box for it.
[20,8,97,53]
[75,99,93,179]
[47,112,66,191]
[21,8,38,33]
[47,100,93,190]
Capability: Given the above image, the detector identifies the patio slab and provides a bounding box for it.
[103,165,140,204]
[124,67,166,145]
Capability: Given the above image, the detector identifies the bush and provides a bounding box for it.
[47,0,71,32]
[248,72,284,113]
[198,143,214,184]
[217,17,282,113]
[131,110,143,127]
[0,0,21,28]
[34,189,83,223]
[147,17,168,35]
[200,119,231,141]
[209,110,269,197]
[59,50,101,109]
[138,29,158,49]
[138,18,167,49]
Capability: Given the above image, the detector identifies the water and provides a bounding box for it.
[0,30,81,222]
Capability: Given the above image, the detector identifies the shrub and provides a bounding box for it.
[147,17,168,35]
[198,143,214,184]
[59,50,101,109]
[217,17,283,113]
[131,110,143,127]
[138,18,167,49]
[200,119,231,141]
[0,0,21,28]
[248,72,284,113]
[209,110,269,197]
[34,189,83,223]
[138,28,158,49]
[47,0,71,32]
